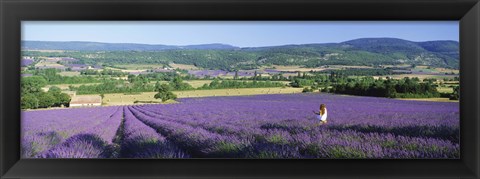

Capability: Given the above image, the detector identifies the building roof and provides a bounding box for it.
[70,95,102,104]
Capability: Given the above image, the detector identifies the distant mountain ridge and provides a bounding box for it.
[22,38,459,69]
[22,38,459,52]
[22,41,239,51]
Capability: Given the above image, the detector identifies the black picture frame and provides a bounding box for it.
[1,0,479,178]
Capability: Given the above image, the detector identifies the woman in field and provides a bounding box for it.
[313,104,328,125]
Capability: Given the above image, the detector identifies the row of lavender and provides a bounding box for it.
[22,107,120,157]
[21,93,459,158]
[21,105,187,158]
[131,94,459,158]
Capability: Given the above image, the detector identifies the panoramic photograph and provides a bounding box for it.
[20,21,459,159]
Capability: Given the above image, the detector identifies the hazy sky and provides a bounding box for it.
[22,21,459,47]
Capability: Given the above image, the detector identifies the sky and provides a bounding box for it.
[22,21,459,47]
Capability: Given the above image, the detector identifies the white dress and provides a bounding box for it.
[316,108,328,121]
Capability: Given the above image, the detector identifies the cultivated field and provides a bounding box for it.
[266,65,373,72]
[104,67,149,74]
[397,98,458,102]
[375,74,458,80]
[268,65,326,72]
[102,87,304,105]
[34,59,66,69]
[115,64,167,70]
[21,93,459,159]
[414,66,459,74]
[437,86,455,93]
[169,63,200,70]
[58,71,81,77]
[184,80,213,88]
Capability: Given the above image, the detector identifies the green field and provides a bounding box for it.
[437,86,455,93]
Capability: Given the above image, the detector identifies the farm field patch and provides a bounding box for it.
[169,63,200,70]
[34,59,66,69]
[115,64,167,70]
[58,71,81,77]
[397,98,458,102]
[21,93,459,159]
[184,80,213,88]
[414,66,459,74]
[437,87,455,93]
[376,74,458,80]
[268,65,326,72]
[102,87,304,105]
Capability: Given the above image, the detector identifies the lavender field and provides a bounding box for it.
[21,94,459,159]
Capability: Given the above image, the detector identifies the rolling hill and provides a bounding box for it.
[21,38,459,69]
[22,41,238,51]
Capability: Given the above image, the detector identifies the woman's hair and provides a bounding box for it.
[320,104,326,115]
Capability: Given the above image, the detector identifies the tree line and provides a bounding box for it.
[72,77,286,95]
[324,77,441,98]
[198,79,285,90]
[30,69,100,84]
[21,76,71,109]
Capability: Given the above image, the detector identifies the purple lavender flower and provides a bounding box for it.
[22,93,459,159]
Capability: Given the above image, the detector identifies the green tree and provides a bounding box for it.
[55,93,71,107]
[302,87,313,93]
[48,86,62,94]
[450,86,459,100]
[21,93,39,109]
[47,86,71,107]
[154,84,177,102]
[37,92,56,108]
[234,70,239,80]
[385,85,397,98]
[169,76,193,90]
[209,79,221,88]
[21,76,47,94]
